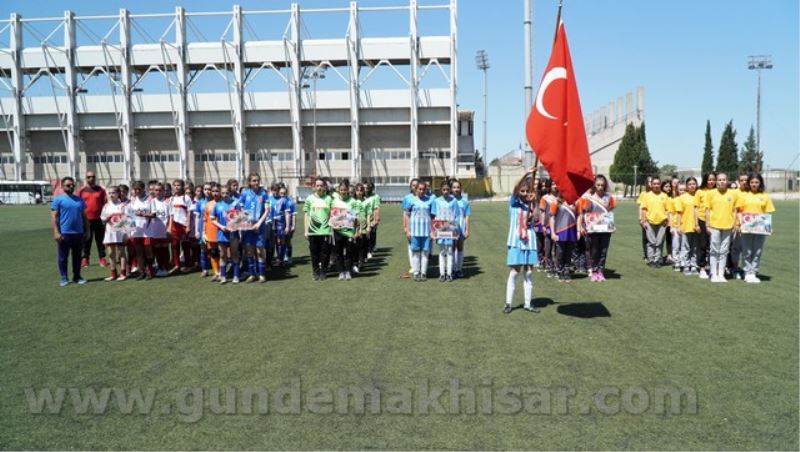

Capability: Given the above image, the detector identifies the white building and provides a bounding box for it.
[0,1,473,194]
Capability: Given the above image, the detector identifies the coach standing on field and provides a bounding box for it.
[77,171,108,267]
[52,177,90,286]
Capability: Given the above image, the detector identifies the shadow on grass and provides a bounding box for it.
[511,297,556,312]
[556,302,611,318]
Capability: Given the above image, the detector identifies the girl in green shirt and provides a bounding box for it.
[303,178,333,281]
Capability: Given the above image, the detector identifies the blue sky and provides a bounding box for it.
[2,0,798,170]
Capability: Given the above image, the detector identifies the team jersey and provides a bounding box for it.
[169,194,193,226]
[735,191,776,215]
[331,196,357,238]
[145,197,170,239]
[577,193,616,215]
[640,191,669,225]
[539,195,556,232]
[666,197,680,228]
[431,195,461,245]
[550,201,578,235]
[213,199,238,243]
[401,193,415,211]
[202,200,218,243]
[194,198,208,239]
[404,195,432,238]
[704,189,739,230]
[286,198,297,229]
[506,195,537,251]
[694,189,709,222]
[675,192,698,234]
[365,193,381,219]
[271,196,291,230]
[240,188,269,226]
[100,200,128,244]
[454,194,471,234]
[351,198,369,234]
[304,193,333,236]
[128,195,151,239]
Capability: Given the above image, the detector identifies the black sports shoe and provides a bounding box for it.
[420,274,427,282]
[503,304,512,314]
[319,272,327,281]
[312,272,320,281]
[439,275,446,282]
[445,275,453,282]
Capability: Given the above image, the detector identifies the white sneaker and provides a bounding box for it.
[259,275,266,283]
[345,271,352,281]
[745,274,761,284]
[352,265,360,274]
[131,266,139,273]
[338,272,345,281]
[367,252,373,259]
[232,276,240,284]
[219,276,227,284]
[699,269,709,280]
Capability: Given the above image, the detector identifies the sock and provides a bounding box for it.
[408,246,414,272]
[219,260,227,278]
[420,253,429,275]
[458,252,464,271]
[232,263,240,279]
[258,259,266,276]
[446,250,453,276]
[211,256,220,275]
[411,251,420,275]
[506,269,518,305]
[199,250,208,271]
[523,271,533,308]
[287,245,293,259]
[248,257,256,275]
[279,244,287,262]
[709,256,717,278]
[439,250,445,275]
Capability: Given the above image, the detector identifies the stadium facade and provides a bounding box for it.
[0,1,473,193]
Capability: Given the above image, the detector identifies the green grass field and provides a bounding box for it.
[0,200,797,450]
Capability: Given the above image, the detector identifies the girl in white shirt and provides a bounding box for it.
[100,186,129,281]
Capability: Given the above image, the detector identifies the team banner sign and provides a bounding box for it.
[107,213,137,234]
[330,207,355,230]
[432,219,458,240]
[740,213,772,235]
[584,212,616,233]
[225,209,254,231]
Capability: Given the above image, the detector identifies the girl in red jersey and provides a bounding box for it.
[167,179,193,273]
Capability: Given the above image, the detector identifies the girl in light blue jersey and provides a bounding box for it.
[504,168,539,314]
[404,182,432,281]
[451,179,471,279]
[431,180,461,282]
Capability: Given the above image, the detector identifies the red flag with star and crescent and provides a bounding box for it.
[525,21,594,204]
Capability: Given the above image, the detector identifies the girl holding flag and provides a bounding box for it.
[504,168,539,314]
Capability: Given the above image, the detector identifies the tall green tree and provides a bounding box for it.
[701,120,714,175]
[716,120,739,176]
[635,122,659,178]
[609,123,639,191]
[739,125,762,173]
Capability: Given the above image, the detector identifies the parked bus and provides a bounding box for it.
[0,180,54,205]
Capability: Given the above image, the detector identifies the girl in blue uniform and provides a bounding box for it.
[404,182,432,282]
[451,179,471,279]
[431,180,461,282]
[504,169,539,314]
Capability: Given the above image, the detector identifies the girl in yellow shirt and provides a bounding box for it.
[675,177,700,275]
[704,173,739,283]
[694,172,717,279]
[736,173,776,283]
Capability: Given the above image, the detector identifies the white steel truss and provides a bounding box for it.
[0,1,458,187]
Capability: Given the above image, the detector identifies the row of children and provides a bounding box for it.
[637,171,775,283]
[95,175,301,283]
[400,178,471,282]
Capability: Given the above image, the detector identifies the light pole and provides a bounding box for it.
[475,50,489,173]
[633,164,638,197]
[748,55,773,172]
[302,66,326,178]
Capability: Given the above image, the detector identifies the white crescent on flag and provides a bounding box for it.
[535,66,567,120]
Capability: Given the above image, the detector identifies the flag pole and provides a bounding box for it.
[530,0,564,177]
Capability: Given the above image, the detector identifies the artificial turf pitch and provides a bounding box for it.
[0,200,797,449]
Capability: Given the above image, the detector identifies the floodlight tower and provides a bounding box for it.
[747,55,773,171]
[475,50,490,168]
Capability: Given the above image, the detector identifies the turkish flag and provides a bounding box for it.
[525,22,594,204]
